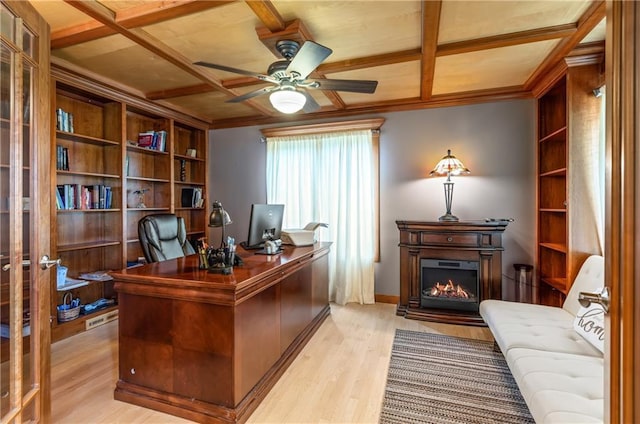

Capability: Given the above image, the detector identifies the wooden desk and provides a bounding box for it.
[111,243,331,423]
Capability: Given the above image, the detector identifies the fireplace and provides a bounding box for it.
[396,220,508,326]
[420,259,480,312]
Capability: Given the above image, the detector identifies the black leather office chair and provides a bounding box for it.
[138,214,196,263]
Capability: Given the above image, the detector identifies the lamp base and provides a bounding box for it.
[438,213,459,222]
[208,264,233,274]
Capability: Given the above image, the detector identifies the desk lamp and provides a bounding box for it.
[209,201,232,248]
[429,149,470,222]
[207,201,233,273]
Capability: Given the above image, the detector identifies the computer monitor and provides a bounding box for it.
[244,204,285,249]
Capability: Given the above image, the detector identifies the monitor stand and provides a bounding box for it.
[240,241,263,250]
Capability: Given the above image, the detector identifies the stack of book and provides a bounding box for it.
[56,184,113,210]
[181,187,204,208]
[56,108,74,133]
[56,144,70,171]
[137,130,167,152]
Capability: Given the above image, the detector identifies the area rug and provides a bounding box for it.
[379,329,534,424]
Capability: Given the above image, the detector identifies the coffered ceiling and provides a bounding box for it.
[29,0,606,128]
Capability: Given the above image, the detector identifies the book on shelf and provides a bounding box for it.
[56,184,113,210]
[137,130,167,152]
[56,108,74,133]
[181,187,204,208]
[56,144,69,171]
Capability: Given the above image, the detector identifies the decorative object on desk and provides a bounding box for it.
[180,159,186,181]
[57,292,81,322]
[429,149,470,222]
[206,201,235,274]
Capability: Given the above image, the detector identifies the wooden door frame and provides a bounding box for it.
[605,1,639,422]
[1,1,51,421]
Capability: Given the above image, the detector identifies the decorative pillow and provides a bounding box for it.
[573,302,605,353]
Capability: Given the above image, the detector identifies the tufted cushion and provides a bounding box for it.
[506,348,604,423]
[480,299,602,357]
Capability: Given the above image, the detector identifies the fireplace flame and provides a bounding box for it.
[427,279,473,299]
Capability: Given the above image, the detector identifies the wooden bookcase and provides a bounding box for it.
[173,123,207,238]
[51,67,208,341]
[536,59,603,306]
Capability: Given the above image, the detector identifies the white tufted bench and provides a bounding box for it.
[480,255,604,424]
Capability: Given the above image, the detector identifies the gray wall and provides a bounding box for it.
[209,99,536,299]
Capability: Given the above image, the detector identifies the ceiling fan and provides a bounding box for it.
[194,40,378,114]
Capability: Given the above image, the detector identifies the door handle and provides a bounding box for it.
[579,287,610,313]
[39,255,61,270]
[2,260,31,271]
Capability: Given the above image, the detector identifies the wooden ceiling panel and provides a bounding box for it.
[327,62,421,104]
[141,2,277,73]
[432,40,560,95]
[439,0,592,44]
[273,1,422,61]
[27,0,604,127]
[168,90,258,120]
[55,35,203,93]
[581,18,606,43]
[30,1,94,30]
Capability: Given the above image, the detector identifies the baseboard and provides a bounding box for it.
[375,294,399,304]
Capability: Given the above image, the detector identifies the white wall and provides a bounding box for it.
[209,99,536,299]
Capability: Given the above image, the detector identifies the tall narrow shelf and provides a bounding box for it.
[52,82,123,341]
[173,122,207,240]
[536,59,603,306]
[51,67,210,341]
[124,108,171,265]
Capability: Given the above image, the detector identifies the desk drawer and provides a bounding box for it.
[420,232,478,246]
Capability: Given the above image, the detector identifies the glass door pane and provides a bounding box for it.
[1,2,45,420]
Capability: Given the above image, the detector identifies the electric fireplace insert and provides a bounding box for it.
[420,259,480,312]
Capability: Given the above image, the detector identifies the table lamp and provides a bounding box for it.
[209,201,232,248]
[207,201,234,273]
[429,149,470,222]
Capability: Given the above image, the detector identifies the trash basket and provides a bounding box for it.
[513,263,533,303]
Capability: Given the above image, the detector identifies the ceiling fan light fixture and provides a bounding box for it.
[269,89,306,114]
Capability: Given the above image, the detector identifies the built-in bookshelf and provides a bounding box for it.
[51,68,208,341]
[173,123,207,240]
[536,59,603,307]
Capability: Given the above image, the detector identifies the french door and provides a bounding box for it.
[0,1,51,422]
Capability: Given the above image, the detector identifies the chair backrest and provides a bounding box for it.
[563,255,605,316]
[138,214,196,263]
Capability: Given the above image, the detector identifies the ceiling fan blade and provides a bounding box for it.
[227,86,274,103]
[286,41,332,80]
[308,78,378,94]
[194,61,276,83]
[302,91,320,113]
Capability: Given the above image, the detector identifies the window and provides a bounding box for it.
[262,119,383,304]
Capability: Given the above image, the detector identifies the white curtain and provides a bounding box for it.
[266,130,375,305]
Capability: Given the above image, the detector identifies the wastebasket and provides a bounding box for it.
[513,263,533,303]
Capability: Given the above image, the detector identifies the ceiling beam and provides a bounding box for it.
[436,23,577,57]
[62,0,274,116]
[420,0,442,100]
[211,85,532,129]
[244,0,286,31]
[524,0,605,91]
[147,48,424,100]
[317,48,422,74]
[52,1,235,49]
[146,83,216,101]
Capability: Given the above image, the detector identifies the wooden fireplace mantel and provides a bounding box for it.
[396,220,508,326]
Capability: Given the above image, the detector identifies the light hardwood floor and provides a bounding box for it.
[51,303,493,423]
